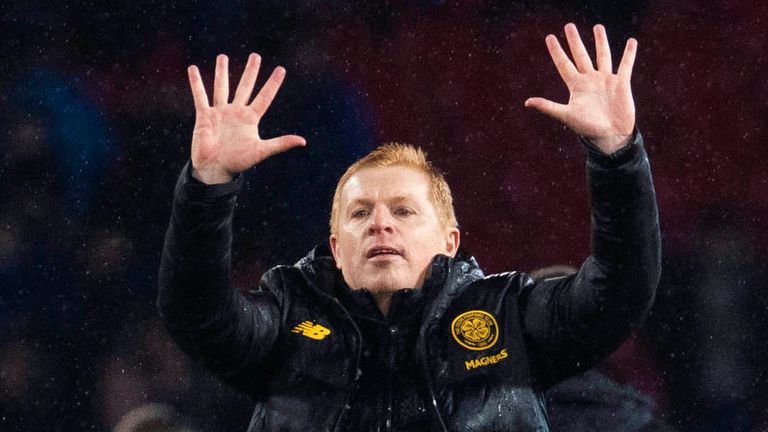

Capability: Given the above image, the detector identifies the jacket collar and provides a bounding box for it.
[294,243,485,304]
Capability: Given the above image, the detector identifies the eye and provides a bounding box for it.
[394,207,415,216]
[351,209,369,218]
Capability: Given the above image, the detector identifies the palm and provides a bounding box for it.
[192,106,265,173]
[564,74,634,138]
[525,24,638,154]
[187,54,305,183]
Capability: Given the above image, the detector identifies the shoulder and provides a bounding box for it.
[248,265,309,306]
[444,271,534,310]
[464,271,534,295]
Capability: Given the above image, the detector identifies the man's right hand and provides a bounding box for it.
[187,53,306,184]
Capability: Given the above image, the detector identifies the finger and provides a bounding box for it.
[187,65,210,111]
[233,53,262,105]
[564,23,595,72]
[259,134,307,158]
[545,34,579,84]
[524,97,569,123]
[593,24,613,73]
[617,38,638,81]
[213,54,230,106]
[251,66,286,117]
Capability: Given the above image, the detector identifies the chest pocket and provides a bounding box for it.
[429,289,533,389]
[428,301,539,426]
[274,313,354,389]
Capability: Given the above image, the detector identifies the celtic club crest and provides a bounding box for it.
[451,310,499,351]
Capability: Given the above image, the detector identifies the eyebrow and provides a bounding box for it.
[346,196,414,210]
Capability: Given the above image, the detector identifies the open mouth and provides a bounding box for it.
[366,246,403,259]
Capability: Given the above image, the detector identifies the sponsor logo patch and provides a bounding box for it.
[465,349,509,370]
[291,321,331,340]
[451,310,499,351]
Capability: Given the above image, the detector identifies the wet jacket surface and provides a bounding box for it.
[545,370,658,432]
[157,132,661,431]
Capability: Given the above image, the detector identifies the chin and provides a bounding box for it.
[363,274,414,293]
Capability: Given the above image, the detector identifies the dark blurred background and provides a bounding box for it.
[1,1,767,431]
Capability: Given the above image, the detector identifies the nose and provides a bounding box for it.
[367,205,394,235]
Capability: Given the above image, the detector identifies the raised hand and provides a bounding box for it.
[187,53,306,184]
[525,23,637,154]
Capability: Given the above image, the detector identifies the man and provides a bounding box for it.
[158,23,660,431]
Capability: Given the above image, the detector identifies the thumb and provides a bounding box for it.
[524,97,568,123]
[259,134,307,159]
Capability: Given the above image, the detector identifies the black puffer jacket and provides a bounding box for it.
[158,132,661,431]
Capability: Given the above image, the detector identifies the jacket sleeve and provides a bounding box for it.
[157,162,281,396]
[519,130,661,389]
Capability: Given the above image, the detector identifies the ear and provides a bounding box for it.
[445,227,460,258]
[329,234,342,269]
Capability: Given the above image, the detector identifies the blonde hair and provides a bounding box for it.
[330,143,457,235]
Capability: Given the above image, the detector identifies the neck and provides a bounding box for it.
[373,292,393,315]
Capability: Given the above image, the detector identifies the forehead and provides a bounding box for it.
[341,165,431,204]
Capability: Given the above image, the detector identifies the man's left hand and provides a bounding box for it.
[525,23,637,154]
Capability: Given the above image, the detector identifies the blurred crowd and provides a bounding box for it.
[1,1,767,431]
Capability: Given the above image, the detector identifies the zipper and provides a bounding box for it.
[385,325,398,431]
[417,321,448,432]
[417,260,450,432]
[329,296,363,432]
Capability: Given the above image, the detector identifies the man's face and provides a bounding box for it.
[330,165,460,294]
